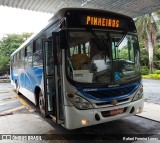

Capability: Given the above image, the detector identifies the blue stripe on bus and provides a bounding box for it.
[11,67,43,92]
[76,82,141,101]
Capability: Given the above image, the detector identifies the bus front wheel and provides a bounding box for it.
[39,91,47,118]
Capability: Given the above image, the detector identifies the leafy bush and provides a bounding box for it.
[141,66,149,75]
[155,70,160,74]
[142,74,160,79]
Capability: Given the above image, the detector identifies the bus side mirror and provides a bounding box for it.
[60,30,67,49]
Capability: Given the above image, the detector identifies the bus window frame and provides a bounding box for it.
[33,37,43,67]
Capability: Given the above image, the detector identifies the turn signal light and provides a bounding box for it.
[67,93,74,98]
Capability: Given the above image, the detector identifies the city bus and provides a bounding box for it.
[10,8,144,129]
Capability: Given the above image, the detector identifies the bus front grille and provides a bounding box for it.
[95,98,129,106]
[85,85,136,99]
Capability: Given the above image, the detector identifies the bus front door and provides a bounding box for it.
[43,35,64,124]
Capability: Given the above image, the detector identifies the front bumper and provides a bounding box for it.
[64,97,144,129]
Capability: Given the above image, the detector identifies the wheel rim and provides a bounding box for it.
[39,96,44,110]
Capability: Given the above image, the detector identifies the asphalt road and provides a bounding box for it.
[0,81,160,143]
[0,82,13,92]
[142,79,160,105]
[0,82,30,114]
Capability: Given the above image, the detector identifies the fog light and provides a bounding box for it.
[136,107,141,113]
[81,119,88,125]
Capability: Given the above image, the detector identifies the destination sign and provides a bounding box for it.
[81,15,125,28]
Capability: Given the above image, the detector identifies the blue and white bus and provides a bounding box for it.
[10,8,144,129]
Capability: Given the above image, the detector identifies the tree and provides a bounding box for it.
[139,41,149,67]
[135,10,160,74]
[154,45,160,69]
[0,33,33,75]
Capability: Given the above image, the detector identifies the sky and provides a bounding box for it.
[0,6,53,39]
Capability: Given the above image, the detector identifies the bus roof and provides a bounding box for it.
[49,8,133,22]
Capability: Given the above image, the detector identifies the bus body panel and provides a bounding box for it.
[11,66,43,104]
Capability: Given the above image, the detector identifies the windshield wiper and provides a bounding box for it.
[115,31,127,47]
[87,29,104,50]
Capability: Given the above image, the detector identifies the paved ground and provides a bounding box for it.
[0,82,160,143]
[0,83,13,93]
[138,102,160,122]
[142,79,160,105]
[0,83,29,115]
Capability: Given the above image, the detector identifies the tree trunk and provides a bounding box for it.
[148,37,154,74]
[6,71,9,79]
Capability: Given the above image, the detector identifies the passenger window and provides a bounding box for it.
[33,37,43,67]
[19,49,25,68]
[45,37,54,75]
[25,44,32,68]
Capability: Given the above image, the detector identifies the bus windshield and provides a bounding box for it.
[66,30,141,84]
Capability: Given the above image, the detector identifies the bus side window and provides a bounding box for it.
[18,50,24,69]
[28,44,33,67]
[25,44,32,68]
[45,38,54,75]
[17,52,19,68]
[14,54,18,69]
[21,49,25,69]
[12,55,15,69]
[24,47,27,68]
[33,38,43,67]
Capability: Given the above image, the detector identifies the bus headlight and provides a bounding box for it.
[79,102,91,109]
[67,93,93,109]
[74,97,83,103]
[132,86,143,101]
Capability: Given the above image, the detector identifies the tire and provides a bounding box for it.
[16,83,21,95]
[38,91,47,118]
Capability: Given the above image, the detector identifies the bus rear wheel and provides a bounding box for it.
[15,82,21,95]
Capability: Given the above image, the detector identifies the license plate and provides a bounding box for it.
[110,108,124,116]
